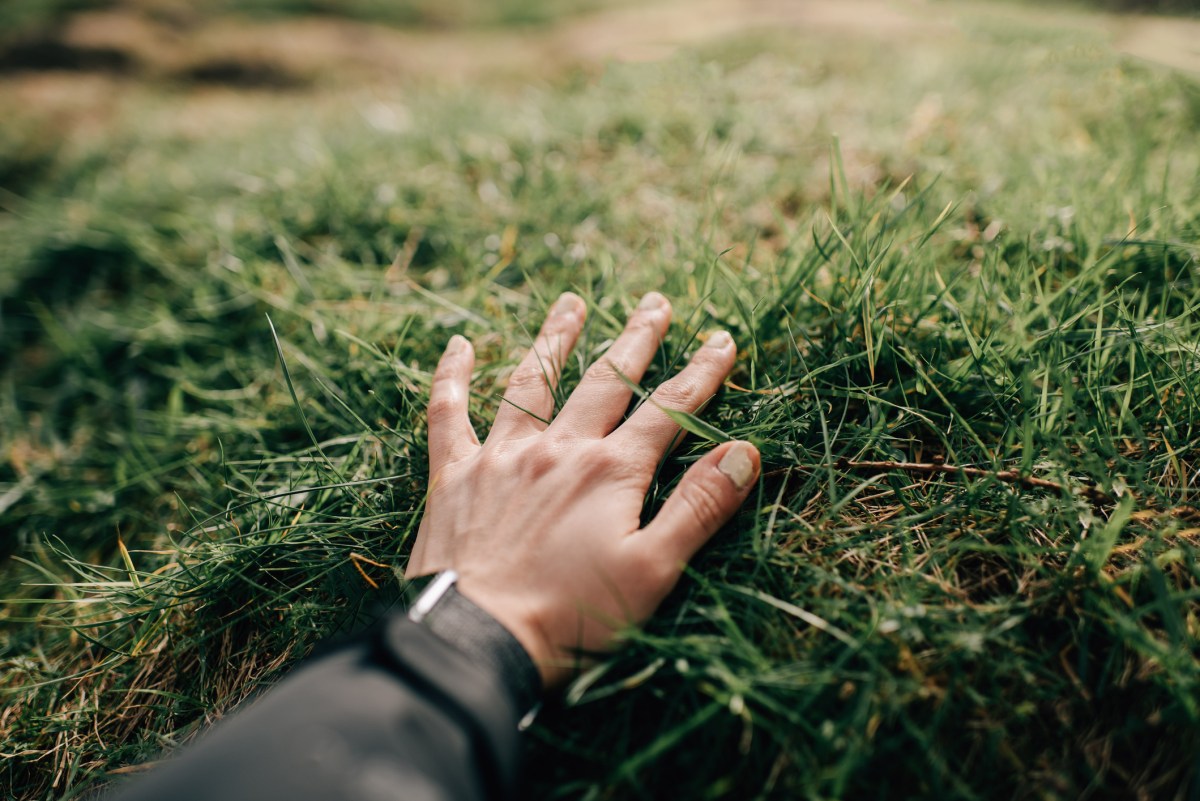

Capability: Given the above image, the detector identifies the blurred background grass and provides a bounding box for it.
[2,0,1199,799]
[0,0,623,38]
[0,0,1195,42]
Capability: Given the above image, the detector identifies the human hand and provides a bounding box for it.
[405,292,760,687]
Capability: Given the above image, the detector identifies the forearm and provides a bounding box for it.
[108,595,538,801]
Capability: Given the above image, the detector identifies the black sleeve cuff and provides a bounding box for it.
[413,585,543,718]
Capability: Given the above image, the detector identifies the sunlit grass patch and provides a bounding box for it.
[2,5,1199,799]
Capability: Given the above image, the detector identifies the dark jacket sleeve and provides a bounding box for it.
[108,591,541,801]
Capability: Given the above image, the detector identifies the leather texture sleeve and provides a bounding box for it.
[107,593,541,801]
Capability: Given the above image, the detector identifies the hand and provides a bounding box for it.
[405,292,760,687]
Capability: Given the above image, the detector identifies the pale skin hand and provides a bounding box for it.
[405,291,761,687]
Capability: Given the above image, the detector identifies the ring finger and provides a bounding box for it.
[550,292,671,439]
[486,292,587,442]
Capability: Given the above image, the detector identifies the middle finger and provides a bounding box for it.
[550,292,671,439]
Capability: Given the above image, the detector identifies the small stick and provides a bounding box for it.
[386,225,425,284]
[349,552,390,590]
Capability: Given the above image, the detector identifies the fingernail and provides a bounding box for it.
[704,330,733,350]
[446,334,468,356]
[638,292,666,311]
[718,441,757,490]
[552,292,582,317]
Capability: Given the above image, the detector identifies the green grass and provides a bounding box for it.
[2,4,1200,800]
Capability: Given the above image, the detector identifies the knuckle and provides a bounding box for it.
[583,359,628,388]
[518,441,561,480]
[651,376,701,409]
[506,364,550,393]
[584,445,629,480]
[426,392,459,422]
[679,479,727,529]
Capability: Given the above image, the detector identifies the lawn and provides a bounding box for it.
[2,0,1199,798]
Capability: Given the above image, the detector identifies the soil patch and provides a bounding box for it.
[0,38,135,74]
[176,57,309,89]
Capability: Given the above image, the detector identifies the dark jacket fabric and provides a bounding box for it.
[109,598,539,801]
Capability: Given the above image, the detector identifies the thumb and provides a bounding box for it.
[640,440,760,563]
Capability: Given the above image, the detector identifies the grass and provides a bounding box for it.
[2,1,1200,799]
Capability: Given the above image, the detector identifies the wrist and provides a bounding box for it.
[453,581,573,688]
